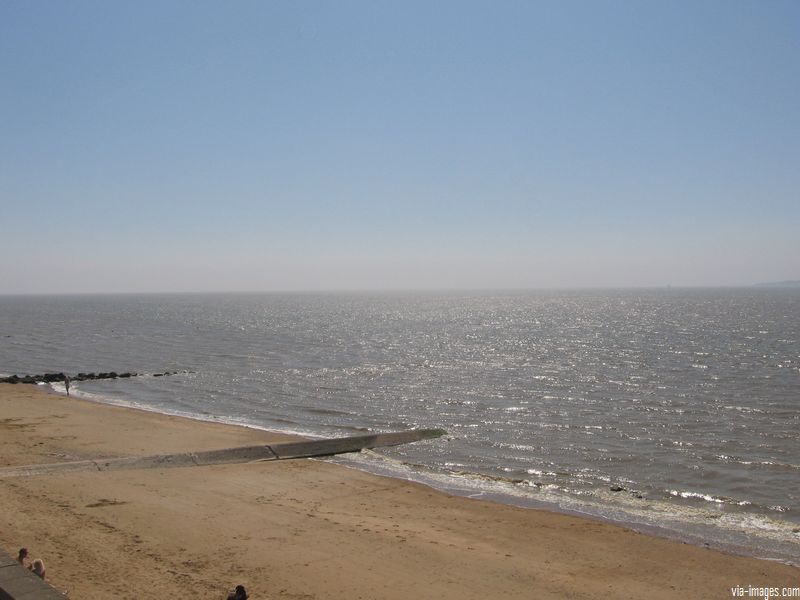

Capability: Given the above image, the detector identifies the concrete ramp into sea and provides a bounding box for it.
[0,429,446,479]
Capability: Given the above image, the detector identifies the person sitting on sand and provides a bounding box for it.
[29,558,46,579]
[227,584,248,600]
[17,548,28,566]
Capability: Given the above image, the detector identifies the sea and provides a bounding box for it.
[1,289,798,564]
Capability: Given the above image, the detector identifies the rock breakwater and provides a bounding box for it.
[0,370,190,385]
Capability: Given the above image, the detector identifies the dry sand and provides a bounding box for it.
[1,384,797,599]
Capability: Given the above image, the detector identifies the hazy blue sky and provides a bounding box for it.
[1,1,798,293]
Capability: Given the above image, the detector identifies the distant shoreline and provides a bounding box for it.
[753,280,800,288]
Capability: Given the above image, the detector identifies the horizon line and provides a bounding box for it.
[2,282,798,297]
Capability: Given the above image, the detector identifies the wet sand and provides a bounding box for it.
[1,384,797,599]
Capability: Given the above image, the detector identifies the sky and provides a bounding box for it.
[1,0,798,293]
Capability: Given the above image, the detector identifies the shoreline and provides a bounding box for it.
[23,380,800,567]
[328,450,800,568]
[1,383,798,599]
[48,379,800,567]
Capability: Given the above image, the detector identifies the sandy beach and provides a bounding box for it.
[0,384,797,599]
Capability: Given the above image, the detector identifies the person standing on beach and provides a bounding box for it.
[17,548,28,567]
[65,375,70,396]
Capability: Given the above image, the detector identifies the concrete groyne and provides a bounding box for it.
[0,429,447,479]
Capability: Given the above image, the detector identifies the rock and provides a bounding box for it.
[610,485,625,493]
